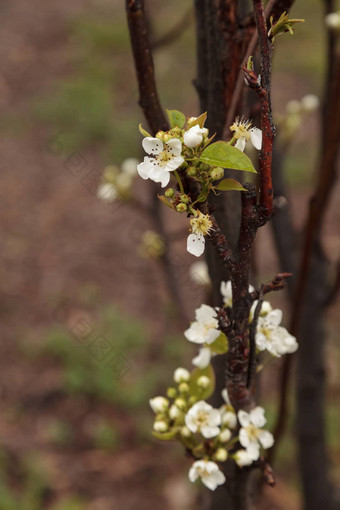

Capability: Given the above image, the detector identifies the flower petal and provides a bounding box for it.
[165,155,184,171]
[238,410,250,428]
[187,233,205,257]
[235,137,246,152]
[250,128,262,150]
[250,407,266,428]
[142,137,163,155]
[247,441,260,460]
[192,347,211,368]
[258,430,274,449]
[166,138,182,156]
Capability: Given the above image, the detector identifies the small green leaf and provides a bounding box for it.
[215,179,246,192]
[189,112,207,129]
[152,427,180,441]
[166,109,186,129]
[139,124,152,137]
[199,141,257,173]
[209,333,229,354]
[189,365,215,401]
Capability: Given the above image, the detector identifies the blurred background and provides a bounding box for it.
[0,0,339,508]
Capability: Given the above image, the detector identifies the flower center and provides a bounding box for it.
[246,424,259,441]
[230,118,252,140]
[196,411,209,428]
[190,212,212,236]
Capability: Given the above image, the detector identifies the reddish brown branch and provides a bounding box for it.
[250,272,293,300]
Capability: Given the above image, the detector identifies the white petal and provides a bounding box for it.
[121,157,139,175]
[142,137,163,155]
[235,449,253,467]
[258,430,274,449]
[192,347,211,368]
[221,388,231,406]
[205,328,221,345]
[250,407,266,428]
[183,125,204,148]
[247,441,260,460]
[187,233,205,257]
[235,137,246,152]
[203,469,226,490]
[165,155,184,171]
[188,463,200,483]
[267,309,283,327]
[201,425,220,438]
[250,128,262,150]
[239,428,250,448]
[137,159,152,180]
[195,304,216,322]
[238,410,250,428]
[165,138,182,156]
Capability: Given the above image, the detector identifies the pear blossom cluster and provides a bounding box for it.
[134,110,262,258]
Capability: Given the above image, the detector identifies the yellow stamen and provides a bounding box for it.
[190,211,213,236]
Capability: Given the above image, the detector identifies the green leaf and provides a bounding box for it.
[152,427,180,441]
[209,333,229,354]
[189,112,207,129]
[166,109,186,129]
[199,141,257,173]
[215,179,246,192]
[139,123,152,137]
[189,365,215,401]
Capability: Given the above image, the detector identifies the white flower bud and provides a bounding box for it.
[197,375,210,389]
[214,448,228,462]
[234,449,253,467]
[174,398,187,411]
[97,183,117,203]
[169,405,182,420]
[286,99,301,114]
[179,382,189,394]
[153,420,168,433]
[219,428,232,443]
[183,125,206,148]
[121,157,139,176]
[174,367,190,383]
[180,426,192,438]
[149,396,169,414]
[221,411,237,429]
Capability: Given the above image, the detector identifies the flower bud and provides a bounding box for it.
[214,448,228,462]
[174,398,187,411]
[153,420,168,433]
[219,428,232,443]
[300,94,319,112]
[179,382,189,394]
[184,125,205,148]
[169,405,182,420]
[180,194,190,204]
[187,166,197,177]
[200,163,210,172]
[165,188,175,198]
[189,396,198,406]
[174,367,190,383]
[167,387,177,399]
[197,375,210,389]
[149,396,169,414]
[176,203,188,213]
[180,426,192,438]
[210,167,224,181]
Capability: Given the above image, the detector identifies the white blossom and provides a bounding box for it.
[137,137,184,187]
[219,428,232,443]
[185,401,221,438]
[121,157,139,176]
[300,94,319,112]
[238,407,274,461]
[189,460,226,491]
[220,281,255,308]
[230,118,262,152]
[234,449,253,467]
[325,11,340,29]
[256,309,298,357]
[189,261,210,286]
[184,304,220,345]
[249,299,272,321]
[192,346,212,369]
[149,396,169,414]
[153,420,168,432]
[184,124,207,148]
[187,211,213,257]
[97,183,117,203]
[174,367,190,383]
[169,404,182,420]
[220,389,237,429]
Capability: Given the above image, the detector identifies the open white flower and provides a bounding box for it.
[238,407,274,461]
[192,346,212,369]
[184,304,220,345]
[97,183,117,203]
[189,460,226,491]
[184,124,207,148]
[249,299,272,321]
[230,118,262,152]
[137,137,184,187]
[185,401,221,438]
[187,211,213,257]
[256,309,298,357]
[234,449,254,467]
